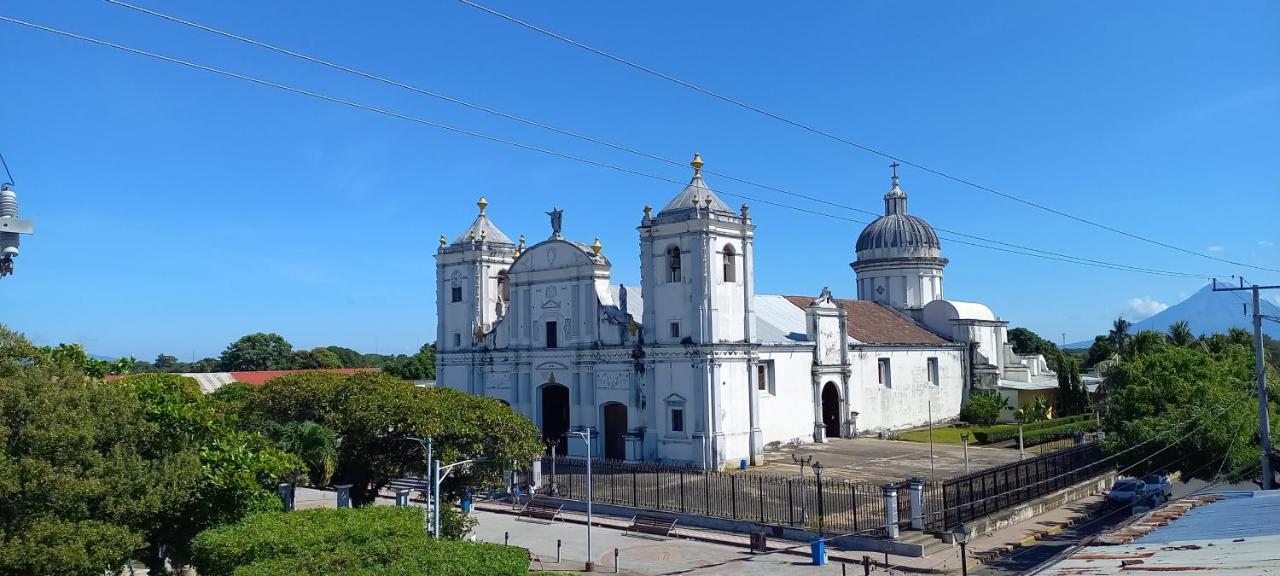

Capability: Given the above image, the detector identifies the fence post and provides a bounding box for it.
[851,483,859,533]
[679,469,686,513]
[759,476,765,523]
[731,475,738,519]
[817,474,825,534]
[788,479,795,526]
[908,478,924,530]
[705,472,711,515]
[882,483,899,539]
[632,468,638,508]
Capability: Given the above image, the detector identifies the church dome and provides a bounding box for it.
[856,214,940,252]
[854,170,941,255]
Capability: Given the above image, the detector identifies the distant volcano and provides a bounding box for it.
[1068,283,1280,347]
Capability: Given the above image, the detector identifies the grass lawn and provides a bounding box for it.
[894,425,974,445]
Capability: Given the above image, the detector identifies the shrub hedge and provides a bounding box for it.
[190,506,526,576]
[972,413,1095,444]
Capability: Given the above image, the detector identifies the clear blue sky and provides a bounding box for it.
[2,1,1276,360]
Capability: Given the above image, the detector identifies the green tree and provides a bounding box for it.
[1166,321,1196,347]
[220,333,293,371]
[324,346,367,368]
[1085,335,1118,370]
[277,420,341,486]
[382,343,436,381]
[0,327,198,574]
[290,347,344,369]
[155,353,182,371]
[247,371,542,505]
[1055,349,1089,416]
[190,357,223,373]
[1125,329,1168,359]
[1008,327,1058,356]
[1108,317,1132,351]
[1103,343,1275,483]
[961,390,1009,426]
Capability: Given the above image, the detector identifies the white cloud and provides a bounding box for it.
[1260,240,1275,248]
[1207,246,1225,253]
[1125,296,1169,321]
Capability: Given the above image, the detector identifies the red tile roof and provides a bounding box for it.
[227,368,377,385]
[783,295,951,345]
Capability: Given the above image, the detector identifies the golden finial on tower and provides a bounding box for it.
[690,152,704,175]
[480,229,488,241]
[477,196,488,214]
[467,229,475,241]
[439,233,447,247]
[692,195,701,208]
[473,324,486,342]
[591,236,603,256]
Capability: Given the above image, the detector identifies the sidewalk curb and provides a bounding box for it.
[971,509,1090,564]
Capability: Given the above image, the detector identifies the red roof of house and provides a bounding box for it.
[783,295,951,346]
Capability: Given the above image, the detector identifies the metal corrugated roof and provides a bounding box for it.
[998,376,1060,391]
[658,173,734,216]
[1036,491,1280,575]
[753,294,809,344]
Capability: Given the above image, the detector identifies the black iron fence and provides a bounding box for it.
[940,441,1111,529]
[532,456,895,535]
[519,440,1109,537]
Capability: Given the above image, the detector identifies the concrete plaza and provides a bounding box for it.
[748,437,1023,485]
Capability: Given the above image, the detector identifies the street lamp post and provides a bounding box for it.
[952,524,970,576]
[811,461,825,534]
[570,427,596,572]
[960,432,970,475]
[432,458,475,539]
[404,437,433,535]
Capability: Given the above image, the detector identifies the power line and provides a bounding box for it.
[0,151,13,185]
[0,16,1220,279]
[455,0,1280,276]
[100,1,1219,280]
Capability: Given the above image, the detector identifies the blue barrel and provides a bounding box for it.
[740,458,749,470]
[810,539,826,566]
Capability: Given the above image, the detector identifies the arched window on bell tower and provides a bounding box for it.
[667,245,682,283]
[722,243,736,283]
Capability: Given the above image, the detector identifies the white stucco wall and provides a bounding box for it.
[848,347,965,432]
[756,347,819,446]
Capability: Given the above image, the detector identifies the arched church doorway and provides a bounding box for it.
[602,402,627,460]
[541,384,570,456]
[821,382,841,439]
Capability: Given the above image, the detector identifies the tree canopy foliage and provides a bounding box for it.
[235,371,541,505]
[0,325,303,574]
[1103,332,1278,485]
[131,335,436,379]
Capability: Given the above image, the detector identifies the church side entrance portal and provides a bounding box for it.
[602,402,627,460]
[541,384,570,456]
[822,381,841,439]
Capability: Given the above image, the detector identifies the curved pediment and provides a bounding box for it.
[509,239,608,274]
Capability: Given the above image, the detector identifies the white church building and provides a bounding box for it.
[437,154,1038,468]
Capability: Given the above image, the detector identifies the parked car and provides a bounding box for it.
[1105,479,1163,509]
[1142,473,1173,499]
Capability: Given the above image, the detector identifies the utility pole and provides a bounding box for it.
[1213,278,1276,490]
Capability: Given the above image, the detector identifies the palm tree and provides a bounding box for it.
[1128,330,1168,358]
[1109,317,1132,350]
[1167,320,1195,347]
[277,420,340,487]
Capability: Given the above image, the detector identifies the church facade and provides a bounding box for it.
[437,155,1032,468]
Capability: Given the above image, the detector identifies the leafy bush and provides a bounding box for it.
[971,413,1095,443]
[191,506,525,576]
[960,390,1008,426]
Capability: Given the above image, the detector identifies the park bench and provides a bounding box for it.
[525,548,545,572]
[625,514,678,538]
[518,498,564,523]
